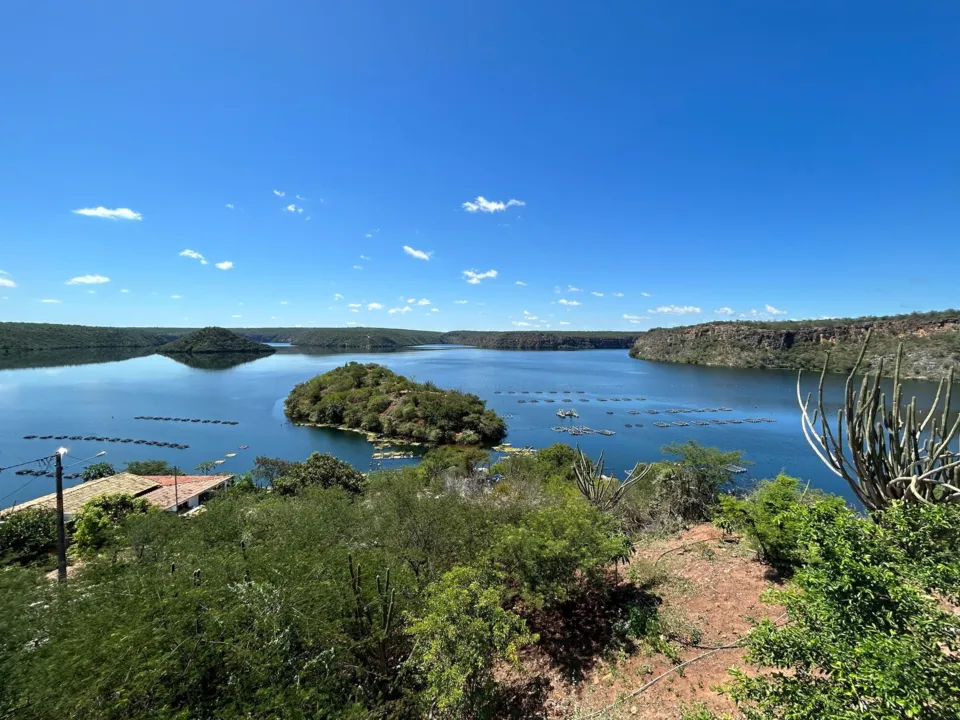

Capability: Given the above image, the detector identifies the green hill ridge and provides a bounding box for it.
[157,327,276,355]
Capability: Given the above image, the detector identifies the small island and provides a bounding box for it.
[284,362,507,445]
[157,327,276,356]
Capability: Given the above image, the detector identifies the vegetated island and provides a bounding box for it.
[629,309,960,379]
[284,362,507,445]
[156,327,276,355]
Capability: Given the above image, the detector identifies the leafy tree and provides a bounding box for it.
[124,459,179,476]
[726,500,960,719]
[250,455,297,486]
[273,452,365,495]
[72,493,154,556]
[0,508,57,561]
[81,462,115,482]
[418,445,489,481]
[408,566,535,716]
[195,461,217,475]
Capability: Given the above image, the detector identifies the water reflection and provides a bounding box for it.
[162,352,275,371]
[0,347,154,371]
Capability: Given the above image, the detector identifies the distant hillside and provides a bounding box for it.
[445,330,639,350]
[293,327,444,349]
[0,322,172,351]
[629,310,960,379]
[157,327,275,355]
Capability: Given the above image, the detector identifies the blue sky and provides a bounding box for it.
[1,1,957,331]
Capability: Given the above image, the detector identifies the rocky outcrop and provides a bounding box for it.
[629,312,960,379]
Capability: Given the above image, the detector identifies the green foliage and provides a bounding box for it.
[157,326,275,354]
[284,362,506,445]
[726,501,960,719]
[123,459,179,476]
[443,330,639,350]
[195,460,217,474]
[72,493,154,556]
[273,452,366,496]
[493,495,630,607]
[81,461,115,482]
[0,508,58,561]
[0,322,172,351]
[251,455,297,485]
[408,566,535,717]
[418,445,489,481]
[714,474,846,572]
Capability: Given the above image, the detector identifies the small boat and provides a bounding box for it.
[225,452,237,458]
[625,423,633,428]
[238,444,248,450]
[214,459,225,465]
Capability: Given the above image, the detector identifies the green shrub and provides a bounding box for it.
[418,445,489,481]
[0,508,58,561]
[81,462,115,482]
[727,501,960,719]
[123,459,179,476]
[408,566,535,717]
[272,452,365,496]
[72,493,154,556]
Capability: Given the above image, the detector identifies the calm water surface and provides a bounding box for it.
[0,347,944,507]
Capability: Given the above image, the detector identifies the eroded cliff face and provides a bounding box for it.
[629,313,960,379]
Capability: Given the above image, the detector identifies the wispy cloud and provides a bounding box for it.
[463,269,498,285]
[334,293,344,300]
[651,305,700,314]
[765,304,787,316]
[179,249,207,265]
[559,321,570,326]
[171,295,182,300]
[348,303,362,308]
[215,261,234,271]
[515,281,527,286]
[462,196,526,213]
[72,207,142,221]
[66,274,110,285]
[360,255,371,261]
[225,203,234,210]
[591,291,604,297]
[87,290,96,294]
[273,190,285,197]
[350,308,359,313]
[623,313,650,324]
[353,265,363,270]
[120,289,129,293]
[284,204,300,213]
[388,306,412,314]
[280,300,289,305]
[455,300,468,305]
[41,298,61,303]
[0,277,16,289]
[430,308,439,313]
[567,285,582,292]
[295,194,308,201]
[612,292,624,297]
[714,307,735,316]
[417,299,431,306]
[232,314,242,318]
[402,245,431,261]
[512,321,531,327]
[558,299,581,306]
[641,292,653,297]
[367,302,383,310]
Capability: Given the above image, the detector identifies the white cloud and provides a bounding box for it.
[641,292,653,297]
[765,304,787,316]
[87,290,96,294]
[523,310,538,320]
[416,298,431,306]
[430,308,439,312]
[559,321,570,326]
[512,321,531,327]
[225,203,234,209]
[650,305,701,314]
[360,255,371,261]
[365,233,373,238]
[591,291,604,297]
[280,300,289,305]
[353,265,363,270]
[284,204,299,213]
[232,314,242,318]
[350,308,359,313]
[334,293,344,301]
[558,298,581,306]
[0,270,7,275]
[120,289,129,293]
[41,298,61,303]
[463,269,498,284]
[215,261,234,270]
[455,300,468,304]
[72,207,142,221]
[348,303,362,308]
[171,295,182,300]
[179,249,207,265]
[567,285,582,292]
[462,196,526,213]
[405,297,416,303]
[714,307,735,316]
[346,321,358,326]
[296,194,308,200]
[367,302,383,310]
[0,278,16,288]
[402,245,431,261]
[612,292,624,298]
[623,313,650,324]
[388,306,412,314]
[66,274,110,285]
[515,281,527,286]
[273,190,285,197]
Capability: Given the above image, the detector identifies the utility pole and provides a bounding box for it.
[54,450,67,582]
[173,466,179,511]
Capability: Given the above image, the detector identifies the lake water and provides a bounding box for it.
[0,346,944,507]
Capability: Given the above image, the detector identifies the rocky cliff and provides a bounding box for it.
[629,311,960,379]
[444,331,639,350]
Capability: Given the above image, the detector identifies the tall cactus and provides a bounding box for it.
[347,554,401,694]
[798,329,960,511]
[573,446,651,511]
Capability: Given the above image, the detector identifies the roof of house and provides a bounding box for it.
[149,474,233,486]
[2,472,158,518]
[142,475,233,511]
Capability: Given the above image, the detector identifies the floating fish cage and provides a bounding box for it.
[654,422,670,428]
[672,421,690,427]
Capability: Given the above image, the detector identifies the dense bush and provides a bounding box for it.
[271,452,366,495]
[81,462,115,482]
[727,500,960,719]
[123,459,180,476]
[284,362,507,445]
[0,508,58,561]
[72,493,154,556]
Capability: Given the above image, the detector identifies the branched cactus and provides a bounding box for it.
[347,554,401,693]
[573,447,651,511]
[798,329,960,511]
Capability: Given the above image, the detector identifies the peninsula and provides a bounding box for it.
[284,362,507,445]
[629,310,960,379]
